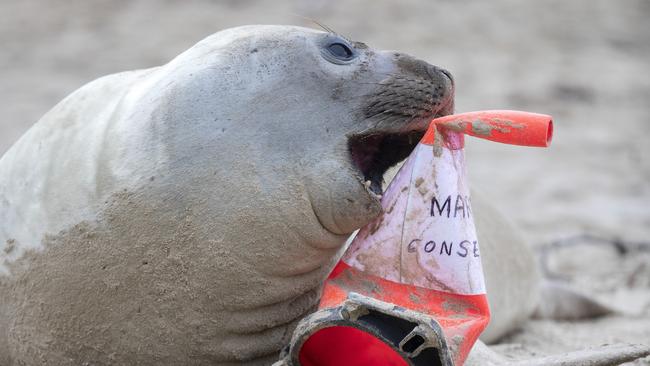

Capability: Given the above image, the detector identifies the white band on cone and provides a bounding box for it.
[343,142,486,295]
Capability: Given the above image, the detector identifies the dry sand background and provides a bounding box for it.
[1,0,649,363]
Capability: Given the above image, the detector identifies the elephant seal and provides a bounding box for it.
[0,24,604,366]
[0,25,459,365]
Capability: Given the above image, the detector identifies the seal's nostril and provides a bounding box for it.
[440,68,454,84]
[426,65,454,86]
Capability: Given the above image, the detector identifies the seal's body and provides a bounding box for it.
[0,25,463,365]
[472,193,540,342]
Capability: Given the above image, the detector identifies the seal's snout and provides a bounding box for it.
[396,54,454,87]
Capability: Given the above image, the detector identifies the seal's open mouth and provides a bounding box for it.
[348,128,427,197]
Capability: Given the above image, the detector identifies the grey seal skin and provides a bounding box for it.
[0,25,454,365]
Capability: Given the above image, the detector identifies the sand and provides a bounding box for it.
[1,0,648,363]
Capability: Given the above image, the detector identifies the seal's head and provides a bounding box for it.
[163,25,454,237]
[297,27,456,235]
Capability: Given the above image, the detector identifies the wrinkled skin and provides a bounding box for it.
[0,26,459,365]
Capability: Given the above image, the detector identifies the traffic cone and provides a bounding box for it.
[277,110,553,366]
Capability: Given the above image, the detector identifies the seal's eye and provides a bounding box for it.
[327,43,353,60]
[321,39,357,64]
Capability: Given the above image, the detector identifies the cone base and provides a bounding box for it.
[320,261,490,365]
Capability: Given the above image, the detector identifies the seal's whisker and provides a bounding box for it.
[337,73,403,83]
[291,15,354,44]
[377,116,415,132]
[368,113,410,128]
[351,104,392,118]
[362,109,395,121]
[313,20,336,34]
[291,14,336,34]
[353,114,404,136]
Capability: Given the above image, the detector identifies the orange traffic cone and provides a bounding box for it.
[277,110,553,366]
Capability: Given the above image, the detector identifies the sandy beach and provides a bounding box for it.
[1,0,648,363]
